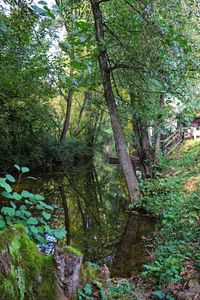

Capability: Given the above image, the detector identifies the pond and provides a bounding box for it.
[25,160,156,278]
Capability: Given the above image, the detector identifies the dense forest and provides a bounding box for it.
[0,0,199,299]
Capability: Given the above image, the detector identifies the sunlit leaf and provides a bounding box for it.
[6,174,15,183]
[42,211,51,220]
[1,191,13,199]
[27,217,38,225]
[1,207,15,217]
[21,167,30,173]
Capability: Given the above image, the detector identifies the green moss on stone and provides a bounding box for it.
[61,245,84,257]
[0,225,58,300]
[36,255,57,300]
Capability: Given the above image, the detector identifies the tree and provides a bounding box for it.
[89,0,140,201]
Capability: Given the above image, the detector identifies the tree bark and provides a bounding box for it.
[73,91,89,137]
[60,67,73,142]
[155,93,165,158]
[133,117,153,178]
[90,0,140,201]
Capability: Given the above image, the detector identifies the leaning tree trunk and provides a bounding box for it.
[90,0,139,201]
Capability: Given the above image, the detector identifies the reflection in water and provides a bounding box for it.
[30,161,155,277]
[111,215,156,277]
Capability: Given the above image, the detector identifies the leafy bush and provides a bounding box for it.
[0,165,66,243]
[78,279,134,300]
[43,137,93,167]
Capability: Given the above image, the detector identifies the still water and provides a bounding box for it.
[29,161,156,278]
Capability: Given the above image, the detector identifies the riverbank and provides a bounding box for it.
[79,140,200,299]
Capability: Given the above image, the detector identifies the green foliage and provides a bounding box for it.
[44,137,92,167]
[151,290,175,300]
[0,225,58,300]
[135,141,200,285]
[78,279,134,300]
[0,167,66,243]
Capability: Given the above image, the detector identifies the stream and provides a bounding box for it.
[25,160,156,278]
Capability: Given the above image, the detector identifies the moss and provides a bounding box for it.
[80,262,100,287]
[0,225,58,300]
[61,245,84,257]
[36,255,57,300]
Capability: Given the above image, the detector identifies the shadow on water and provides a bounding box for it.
[28,160,156,278]
[111,215,156,278]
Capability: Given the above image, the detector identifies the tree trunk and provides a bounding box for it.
[90,0,139,201]
[60,67,73,142]
[73,91,89,137]
[155,93,165,158]
[133,117,153,178]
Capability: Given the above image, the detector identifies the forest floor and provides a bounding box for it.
[79,141,200,299]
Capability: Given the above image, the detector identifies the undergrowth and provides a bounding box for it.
[78,141,200,299]
[133,141,200,286]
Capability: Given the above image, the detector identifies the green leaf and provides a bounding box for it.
[34,194,45,201]
[1,207,15,217]
[38,217,47,225]
[43,6,56,19]
[19,205,27,211]
[35,234,47,244]
[35,204,43,210]
[100,288,107,300]
[14,164,21,171]
[21,167,30,173]
[83,283,92,295]
[5,216,12,225]
[15,210,25,218]
[10,201,16,209]
[29,226,38,234]
[25,200,32,205]
[0,178,12,192]
[27,176,37,180]
[38,0,47,5]
[76,21,91,30]
[6,174,15,183]
[31,5,48,15]
[71,60,83,70]
[42,211,51,220]
[38,202,54,210]
[13,192,22,201]
[54,229,66,239]
[44,225,53,235]
[24,211,32,218]
[21,190,33,198]
[0,218,6,229]
[1,191,13,199]
[0,21,9,32]
[27,217,38,225]
[152,291,166,299]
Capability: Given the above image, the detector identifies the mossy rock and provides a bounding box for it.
[60,245,84,257]
[0,225,58,300]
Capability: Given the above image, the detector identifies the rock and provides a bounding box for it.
[0,224,57,300]
[0,225,84,300]
[55,245,83,300]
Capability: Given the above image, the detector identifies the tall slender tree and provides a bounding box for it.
[89,0,140,201]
